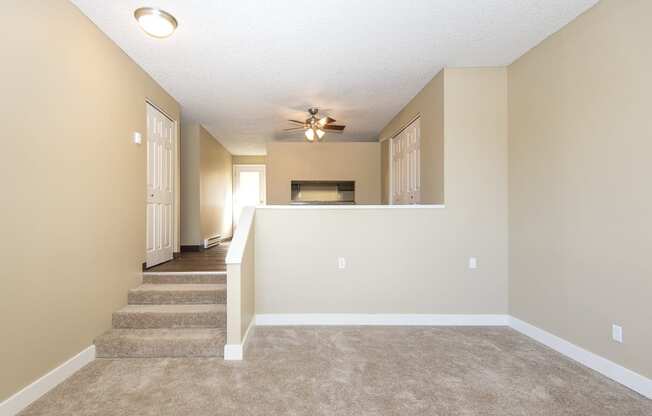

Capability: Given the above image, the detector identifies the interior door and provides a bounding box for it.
[391,117,420,204]
[405,118,421,203]
[146,103,175,267]
[391,132,405,204]
[233,165,266,227]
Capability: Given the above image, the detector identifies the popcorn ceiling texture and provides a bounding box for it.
[70,0,598,154]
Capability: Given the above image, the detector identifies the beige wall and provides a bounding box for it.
[379,70,445,204]
[180,123,233,245]
[255,207,507,314]
[256,68,508,315]
[0,0,180,401]
[233,155,266,165]
[180,123,201,245]
[240,228,256,339]
[199,126,233,241]
[266,142,381,204]
[508,0,652,378]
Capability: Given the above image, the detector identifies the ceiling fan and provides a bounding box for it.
[284,108,346,142]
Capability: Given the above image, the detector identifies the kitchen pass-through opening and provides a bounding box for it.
[291,180,355,205]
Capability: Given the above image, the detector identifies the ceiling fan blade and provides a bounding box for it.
[288,119,306,125]
[322,124,345,131]
[283,127,305,131]
[318,116,336,126]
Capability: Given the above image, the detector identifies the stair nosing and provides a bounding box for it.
[142,271,226,276]
[115,304,225,313]
[129,283,225,291]
[97,328,226,340]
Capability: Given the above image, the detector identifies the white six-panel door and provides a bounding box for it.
[146,103,175,267]
[391,117,420,204]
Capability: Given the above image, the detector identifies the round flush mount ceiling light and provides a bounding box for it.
[134,7,177,38]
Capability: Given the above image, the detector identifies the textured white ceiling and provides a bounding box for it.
[71,0,597,155]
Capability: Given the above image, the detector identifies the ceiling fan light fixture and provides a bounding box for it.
[288,108,345,142]
[134,7,178,38]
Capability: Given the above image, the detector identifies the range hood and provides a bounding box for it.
[291,180,355,205]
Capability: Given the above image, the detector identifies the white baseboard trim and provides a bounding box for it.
[255,314,509,326]
[509,317,652,399]
[0,345,95,416]
[223,344,242,361]
[223,318,256,360]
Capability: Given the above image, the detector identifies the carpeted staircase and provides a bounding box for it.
[94,273,226,358]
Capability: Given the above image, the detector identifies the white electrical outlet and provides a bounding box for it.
[468,257,478,269]
[337,257,346,269]
[612,324,623,343]
[133,132,142,144]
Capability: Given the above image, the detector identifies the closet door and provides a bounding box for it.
[405,119,420,203]
[391,133,405,204]
[391,118,420,204]
[146,103,175,267]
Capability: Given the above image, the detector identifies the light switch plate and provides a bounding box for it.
[133,132,143,144]
[612,324,623,343]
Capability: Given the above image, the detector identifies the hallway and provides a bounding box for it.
[146,243,230,273]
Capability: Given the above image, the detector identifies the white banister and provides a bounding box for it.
[226,206,256,265]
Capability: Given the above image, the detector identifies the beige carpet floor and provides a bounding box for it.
[20,327,651,415]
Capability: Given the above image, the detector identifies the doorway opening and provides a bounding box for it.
[233,164,266,227]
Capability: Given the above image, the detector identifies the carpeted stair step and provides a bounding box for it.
[142,272,226,285]
[128,284,226,305]
[94,328,225,358]
[112,304,226,329]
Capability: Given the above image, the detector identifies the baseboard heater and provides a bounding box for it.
[204,235,221,249]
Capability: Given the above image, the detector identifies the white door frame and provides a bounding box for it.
[145,101,178,267]
[233,164,266,226]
